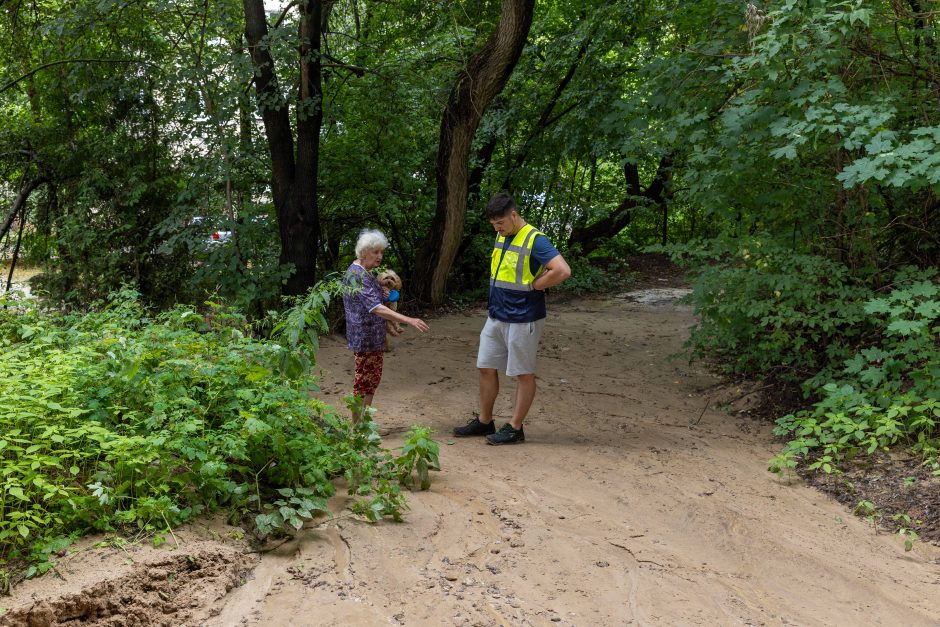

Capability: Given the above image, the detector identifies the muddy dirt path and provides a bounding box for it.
[4,290,939,626]
[215,291,940,626]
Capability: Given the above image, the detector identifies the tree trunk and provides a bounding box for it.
[0,178,44,244]
[4,204,27,292]
[661,201,668,246]
[453,130,501,263]
[568,156,671,256]
[243,0,327,297]
[413,0,535,304]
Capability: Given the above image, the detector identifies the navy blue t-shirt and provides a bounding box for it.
[488,233,560,323]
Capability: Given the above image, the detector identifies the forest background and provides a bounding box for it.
[0,0,938,581]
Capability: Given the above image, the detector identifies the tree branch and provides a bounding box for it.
[0,59,156,93]
[0,178,45,245]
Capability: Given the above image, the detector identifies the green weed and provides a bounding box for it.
[395,427,441,491]
[0,282,426,577]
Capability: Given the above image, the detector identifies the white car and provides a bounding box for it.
[189,216,232,246]
[208,229,232,245]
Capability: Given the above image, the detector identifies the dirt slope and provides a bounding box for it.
[4,289,939,626]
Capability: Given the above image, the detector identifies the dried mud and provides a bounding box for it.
[1,538,255,627]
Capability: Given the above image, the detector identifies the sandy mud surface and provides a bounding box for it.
[3,288,939,626]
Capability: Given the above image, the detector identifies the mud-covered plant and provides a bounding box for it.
[854,500,879,524]
[395,427,441,491]
[350,481,408,523]
[892,513,920,552]
[255,488,329,536]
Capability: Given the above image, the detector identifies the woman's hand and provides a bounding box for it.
[382,286,390,299]
[371,305,429,333]
[408,317,429,332]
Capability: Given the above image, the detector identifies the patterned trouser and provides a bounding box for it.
[353,351,384,397]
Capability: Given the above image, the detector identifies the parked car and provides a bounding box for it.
[188,216,232,246]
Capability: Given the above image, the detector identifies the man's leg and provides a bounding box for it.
[478,368,499,424]
[510,374,536,430]
[455,318,504,437]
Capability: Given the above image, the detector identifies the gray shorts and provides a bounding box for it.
[476,317,545,376]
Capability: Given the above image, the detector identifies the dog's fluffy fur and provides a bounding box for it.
[377,270,404,345]
[377,269,402,292]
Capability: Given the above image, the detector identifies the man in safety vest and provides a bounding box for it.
[453,192,571,444]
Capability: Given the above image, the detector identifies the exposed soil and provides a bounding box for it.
[2,260,939,625]
[804,452,940,545]
[0,531,256,627]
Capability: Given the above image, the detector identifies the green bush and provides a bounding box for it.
[770,269,940,475]
[0,283,423,578]
[555,257,618,296]
[667,239,871,383]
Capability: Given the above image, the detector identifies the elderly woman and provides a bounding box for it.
[342,229,429,421]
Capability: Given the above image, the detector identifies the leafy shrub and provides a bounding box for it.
[555,257,618,296]
[666,239,871,383]
[394,426,441,491]
[0,283,425,578]
[770,269,940,475]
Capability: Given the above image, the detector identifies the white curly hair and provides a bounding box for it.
[355,229,389,258]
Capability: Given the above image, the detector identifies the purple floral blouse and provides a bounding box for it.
[342,263,386,352]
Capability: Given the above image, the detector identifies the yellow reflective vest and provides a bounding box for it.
[490,224,545,292]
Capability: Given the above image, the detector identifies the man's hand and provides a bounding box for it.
[533,254,572,291]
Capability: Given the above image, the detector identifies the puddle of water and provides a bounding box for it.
[1,265,40,298]
[617,287,692,307]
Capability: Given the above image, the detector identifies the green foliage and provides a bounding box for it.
[554,257,617,296]
[0,282,417,574]
[771,270,940,474]
[666,239,870,383]
[892,513,920,552]
[394,427,441,491]
[255,487,329,536]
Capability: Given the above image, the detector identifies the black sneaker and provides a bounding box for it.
[486,423,525,445]
[453,418,496,437]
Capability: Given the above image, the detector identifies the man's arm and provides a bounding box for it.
[532,254,571,291]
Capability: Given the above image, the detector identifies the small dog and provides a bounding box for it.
[377,269,404,348]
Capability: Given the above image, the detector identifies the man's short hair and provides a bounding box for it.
[485,192,516,219]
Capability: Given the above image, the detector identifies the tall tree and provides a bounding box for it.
[412,0,535,304]
[242,0,330,296]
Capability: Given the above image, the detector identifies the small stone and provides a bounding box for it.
[596,561,609,568]
[490,548,500,554]
[463,577,476,586]
[444,574,459,581]
[509,538,525,548]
